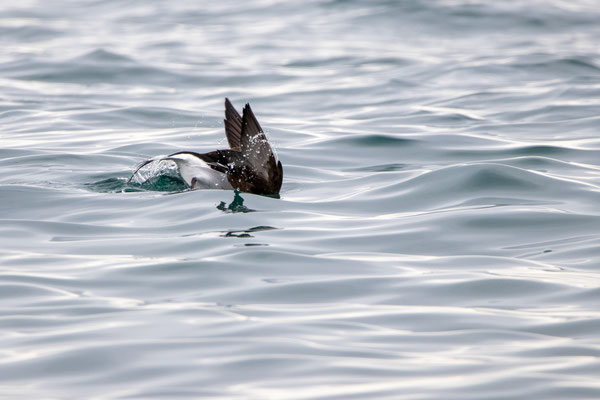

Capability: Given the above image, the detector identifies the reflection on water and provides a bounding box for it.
[221,225,278,238]
[217,190,254,213]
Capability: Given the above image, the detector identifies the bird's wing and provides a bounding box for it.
[224,97,242,151]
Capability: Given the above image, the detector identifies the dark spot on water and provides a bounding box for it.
[347,163,406,172]
[223,232,253,238]
[514,145,569,156]
[246,226,277,233]
[217,191,254,213]
[221,225,278,238]
[334,134,417,148]
[544,249,552,253]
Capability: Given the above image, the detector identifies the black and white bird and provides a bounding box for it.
[129,98,283,195]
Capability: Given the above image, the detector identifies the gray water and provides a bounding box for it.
[2,1,600,399]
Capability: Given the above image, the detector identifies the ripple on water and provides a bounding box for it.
[1,0,600,398]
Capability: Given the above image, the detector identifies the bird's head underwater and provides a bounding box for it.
[129,98,283,196]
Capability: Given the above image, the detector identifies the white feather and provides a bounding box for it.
[163,153,233,190]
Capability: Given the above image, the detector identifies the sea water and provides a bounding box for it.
[1,1,600,398]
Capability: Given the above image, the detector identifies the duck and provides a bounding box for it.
[129,98,283,195]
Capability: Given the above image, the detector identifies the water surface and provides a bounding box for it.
[1,0,600,398]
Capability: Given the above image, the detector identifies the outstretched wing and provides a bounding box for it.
[220,102,282,194]
[224,98,242,151]
[240,103,278,182]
